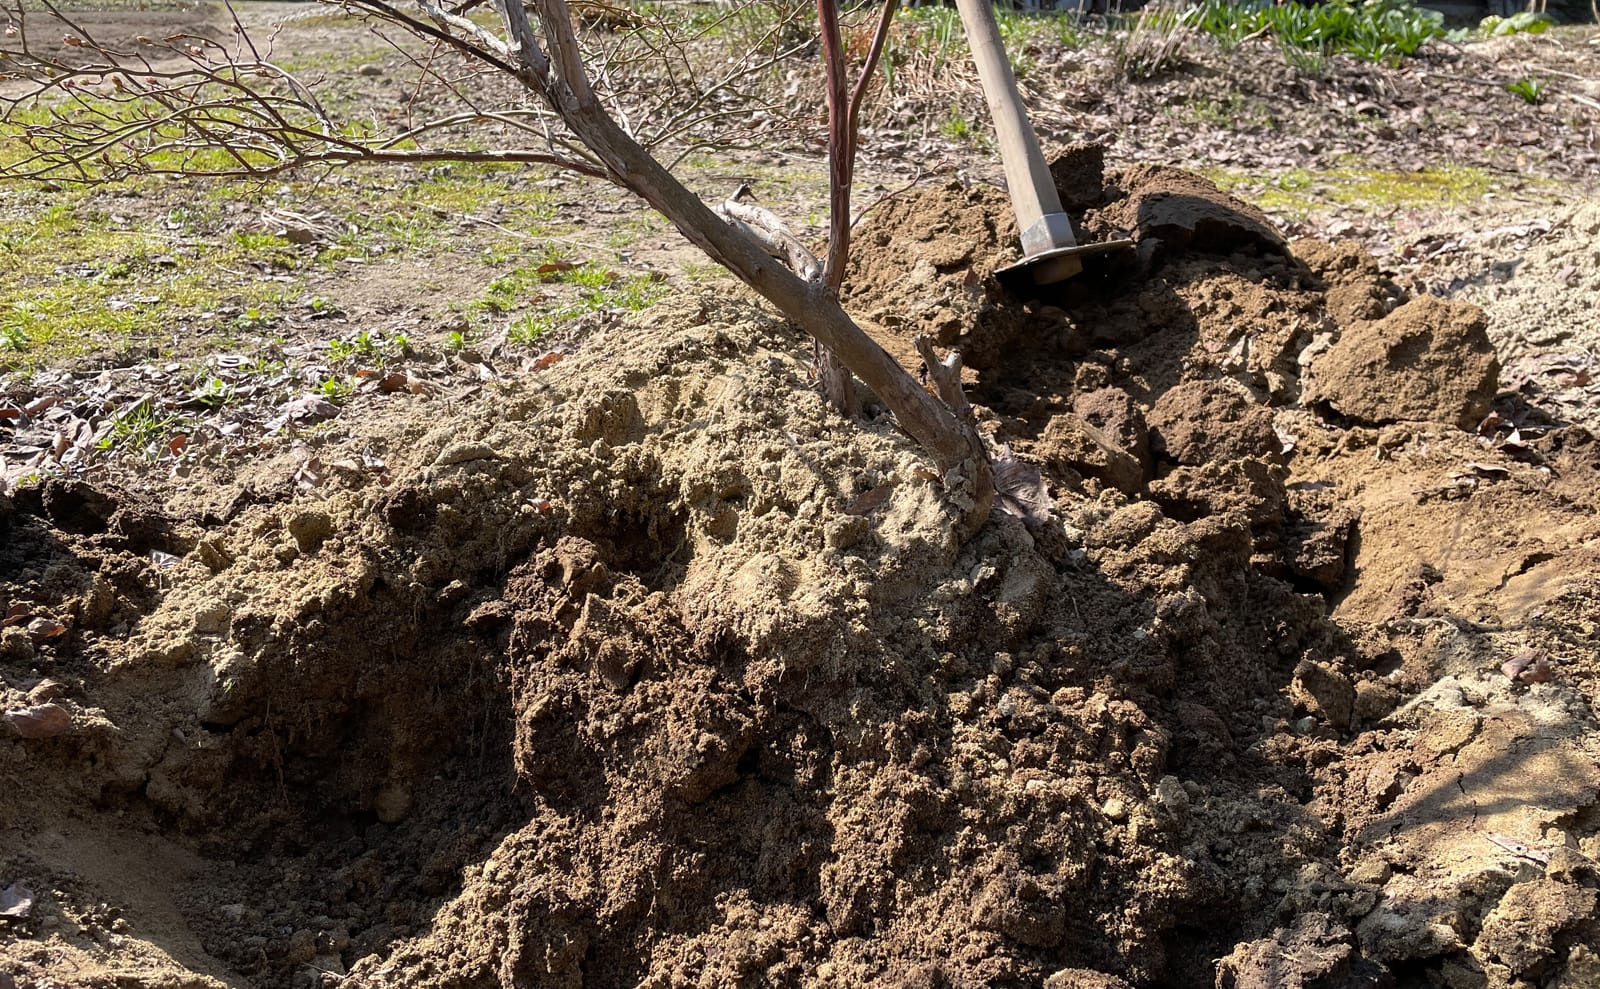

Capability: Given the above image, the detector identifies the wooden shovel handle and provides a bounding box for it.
[952,0,1072,252]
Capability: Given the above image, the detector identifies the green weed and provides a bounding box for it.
[231,230,301,268]
[0,325,29,352]
[1505,76,1548,105]
[228,307,277,333]
[509,311,562,345]
[192,376,234,408]
[97,399,179,461]
[940,105,977,142]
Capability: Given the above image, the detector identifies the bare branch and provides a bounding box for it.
[415,0,513,59]
[644,36,813,150]
[848,0,900,141]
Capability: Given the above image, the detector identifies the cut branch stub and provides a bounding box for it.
[913,335,995,534]
[714,195,823,284]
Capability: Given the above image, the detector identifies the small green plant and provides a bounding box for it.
[1506,76,1548,105]
[97,400,178,460]
[328,328,411,363]
[328,329,378,361]
[192,376,234,408]
[509,311,562,345]
[229,307,276,332]
[319,376,354,402]
[232,230,296,257]
[0,324,29,352]
[939,105,976,142]
[305,295,341,318]
[446,329,468,351]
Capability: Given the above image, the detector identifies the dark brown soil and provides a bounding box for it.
[4,152,1599,989]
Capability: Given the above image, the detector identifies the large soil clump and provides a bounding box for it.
[3,152,1599,989]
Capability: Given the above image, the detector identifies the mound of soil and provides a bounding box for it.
[4,156,1600,989]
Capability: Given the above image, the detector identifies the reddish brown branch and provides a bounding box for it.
[848,0,900,141]
[815,0,849,291]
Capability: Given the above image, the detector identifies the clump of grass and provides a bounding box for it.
[1505,76,1548,105]
[327,328,409,363]
[96,399,180,461]
[230,230,301,269]
[939,105,978,142]
[1116,2,1201,81]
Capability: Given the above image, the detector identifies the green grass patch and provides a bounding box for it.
[471,255,669,345]
[0,196,291,368]
[1209,165,1507,221]
[1186,0,1444,64]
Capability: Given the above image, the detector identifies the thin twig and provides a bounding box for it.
[851,161,941,230]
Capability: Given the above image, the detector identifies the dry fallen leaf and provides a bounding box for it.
[1501,648,1553,684]
[293,456,326,489]
[4,704,71,739]
[845,482,896,516]
[1518,658,1554,684]
[281,395,339,423]
[25,679,65,704]
[26,617,67,643]
[993,451,1053,525]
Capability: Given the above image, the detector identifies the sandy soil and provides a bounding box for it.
[4,5,1600,989]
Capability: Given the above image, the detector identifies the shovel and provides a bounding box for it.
[952,0,1129,286]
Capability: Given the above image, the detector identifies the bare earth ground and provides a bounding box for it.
[3,4,1600,989]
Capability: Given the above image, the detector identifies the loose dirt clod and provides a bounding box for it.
[3,156,1599,989]
[1303,293,1501,429]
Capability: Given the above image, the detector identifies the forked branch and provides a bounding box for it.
[0,0,997,533]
